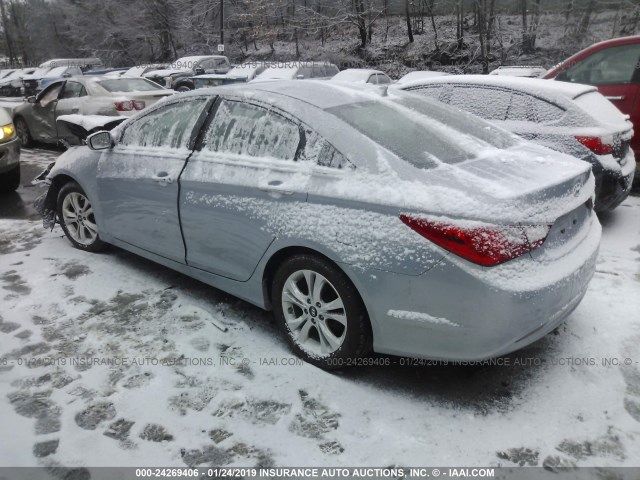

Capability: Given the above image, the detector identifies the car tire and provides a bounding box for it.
[271,254,371,370]
[14,117,32,148]
[57,181,106,253]
[0,164,20,193]
[175,84,193,92]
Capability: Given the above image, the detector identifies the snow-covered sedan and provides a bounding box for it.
[13,76,175,147]
[192,62,270,89]
[36,81,600,369]
[397,75,635,211]
[143,56,231,92]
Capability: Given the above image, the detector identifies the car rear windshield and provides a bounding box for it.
[573,91,628,127]
[98,79,164,92]
[326,96,516,169]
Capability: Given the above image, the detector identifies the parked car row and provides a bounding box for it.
[4,35,639,205]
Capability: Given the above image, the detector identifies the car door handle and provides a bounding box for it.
[605,95,625,101]
[151,172,174,185]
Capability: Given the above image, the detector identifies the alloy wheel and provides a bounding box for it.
[61,192,98,246]
[281,269,347,356]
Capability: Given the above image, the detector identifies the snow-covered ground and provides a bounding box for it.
[1,149,639,468]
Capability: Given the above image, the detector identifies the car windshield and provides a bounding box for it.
[326,96,516,169]
[44,67,68,78]
[574,91,627,126]
[29,67,53,77]
[98,78,165,92]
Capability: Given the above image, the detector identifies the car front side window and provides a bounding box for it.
[559,44,640,85]
[60,82,87,99]
[202,99,301,161]
[120,99,209,150]
[408,85,445,101]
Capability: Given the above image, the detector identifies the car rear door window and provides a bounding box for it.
[448,86,511,121]
[120,99,209,150]
[533,98,565,123]
[506,93,534,121]
[407,85,445,101]
[203,99,301,161]
[302,129,354,169]
[560,44,640,85]
[376,74,391,85]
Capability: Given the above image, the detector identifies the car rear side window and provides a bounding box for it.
[506,94,564,123]
[302,129,353,169]
[120,99,209,150]
[203,99,301,161]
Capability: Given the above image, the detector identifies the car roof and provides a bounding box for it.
[335,68,385,75]
[398,75,597,101]
[176,55,227,62]
[182,80,387,110]
[39,58,102,67]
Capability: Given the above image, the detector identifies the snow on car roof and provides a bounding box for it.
[192,80,385,109]
[331,69,386,82]
[398,74,597,101]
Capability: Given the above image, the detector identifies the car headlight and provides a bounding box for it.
[0,123,16,143]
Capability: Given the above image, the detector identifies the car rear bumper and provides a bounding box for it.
[0,137,20,174]
[345,209,601,361]
[594,155,636,211]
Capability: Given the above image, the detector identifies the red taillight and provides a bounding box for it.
[575,136,613,155]
[114,100,134,112]
[114,100,145,112]
[400,215,551,267]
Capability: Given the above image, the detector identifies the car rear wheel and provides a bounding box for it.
[176,84,193,92]
[0,164,20,193]
[57,181,106,252]
[14,117,32,148]
[272,254,371,370]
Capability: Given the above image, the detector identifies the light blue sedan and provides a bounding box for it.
[36,81,600,369]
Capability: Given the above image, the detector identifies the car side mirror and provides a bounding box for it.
[87,131,114,151]
[194,66,205,75]
[27,95,37,104]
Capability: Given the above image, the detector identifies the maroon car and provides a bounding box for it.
[544,36,640,187]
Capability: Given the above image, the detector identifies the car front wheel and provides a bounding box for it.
[57,181,106,252]
[272,254,371,369]
[14,117,32,148]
